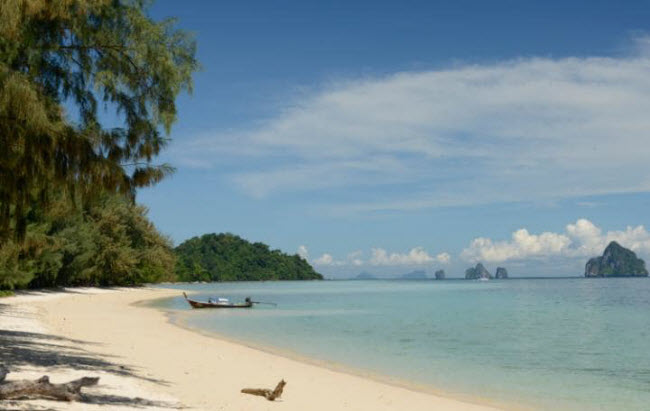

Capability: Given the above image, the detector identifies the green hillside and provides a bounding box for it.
[175,233,323,282]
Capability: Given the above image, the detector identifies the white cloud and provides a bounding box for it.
[173,38,650,212]
[370,247,449,266]
[461,218,650,263]
[311,247,449,267]
[461,230,571,262]
[313,250,363,266]
[347,250,364,266]
[297,245,309,260]
[313,253,335,266]
[436,252,451,264]
[603,225,650,255]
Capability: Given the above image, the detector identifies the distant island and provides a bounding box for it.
[464,263,510,279]
[435,269,445,280]
[585,241,648,277]
[354,272,378,280]
[465,263,491,279]
[175,233,323,282]
[399,270,428,280]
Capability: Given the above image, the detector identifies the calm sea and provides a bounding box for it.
[154,278,650,410]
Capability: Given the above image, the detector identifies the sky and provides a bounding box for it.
[136,0,650,278]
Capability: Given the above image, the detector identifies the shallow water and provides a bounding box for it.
[155,278,650,410]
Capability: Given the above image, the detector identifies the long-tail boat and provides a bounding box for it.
[183,292,253,309]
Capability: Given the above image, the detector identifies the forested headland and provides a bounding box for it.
[0,1,320,291]
[175,233,323,282]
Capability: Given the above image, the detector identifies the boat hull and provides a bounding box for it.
[186,300,253,309]
[183,292,253,309]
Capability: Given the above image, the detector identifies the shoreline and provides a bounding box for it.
[161,301,513,410]
[1,287,506,410]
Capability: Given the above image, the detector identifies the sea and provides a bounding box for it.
[153,278,650,410]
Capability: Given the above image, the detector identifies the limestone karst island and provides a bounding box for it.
[585,241,649,277]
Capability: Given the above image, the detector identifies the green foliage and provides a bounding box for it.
[0,239,38,289]
[0,194,176,289]
[0,0,198,240]
[0,290,14,297]
[175,233,323,282]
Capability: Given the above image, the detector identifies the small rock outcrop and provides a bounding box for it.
[434,269,445,280]
[465,263,491,279]
[495,267,508,279]
[585,241,648,277]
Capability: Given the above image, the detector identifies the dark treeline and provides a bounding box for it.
[0,1,321,290]
[1,0,197,290]
[175,233,323,282]
[0,194,176,289]
[0,203,322,289]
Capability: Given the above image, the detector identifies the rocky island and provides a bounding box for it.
[495,267,508,279]
[465,263,491,279]
[585,241,648,277]
[435,269,445,280]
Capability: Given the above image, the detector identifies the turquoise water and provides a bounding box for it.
[156,279,650,410]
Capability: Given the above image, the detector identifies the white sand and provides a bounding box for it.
[0,288,505,410]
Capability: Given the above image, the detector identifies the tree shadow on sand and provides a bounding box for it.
[1,395,186,410]
[0,302,184,409]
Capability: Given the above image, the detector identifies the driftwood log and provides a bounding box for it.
[241,379,286,401]
[0,367,99,402]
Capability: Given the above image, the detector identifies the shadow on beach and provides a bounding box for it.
[0,301,183,409]
[1,396,186,410]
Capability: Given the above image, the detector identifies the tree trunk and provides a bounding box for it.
[0,370,99,402]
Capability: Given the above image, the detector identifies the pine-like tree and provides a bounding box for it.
[0,0,198,240]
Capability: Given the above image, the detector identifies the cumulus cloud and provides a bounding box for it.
[312,250,363,266]
[311,247,449,266]
[370,247,450,266]
[313,253,335,266]
[173,38,650,212]
[297,245,309,260]
[347,250,364,266]
[461,219,650,263]
[436,252,451,264]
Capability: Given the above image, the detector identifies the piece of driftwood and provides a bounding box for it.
[241,379,286,401]
[0,368,99,402]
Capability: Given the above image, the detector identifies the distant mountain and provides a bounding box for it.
[353,272,378,280]
[585,241,648,277]
[399,270,428,280]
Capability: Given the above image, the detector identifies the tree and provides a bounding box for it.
[0,193,176,289]
[0,0,198,240]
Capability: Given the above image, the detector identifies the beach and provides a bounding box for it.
[0,287,500,410]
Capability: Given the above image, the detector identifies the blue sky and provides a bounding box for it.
[137,0,650,278]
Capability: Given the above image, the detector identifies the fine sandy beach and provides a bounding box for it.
[0,287,504,410]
